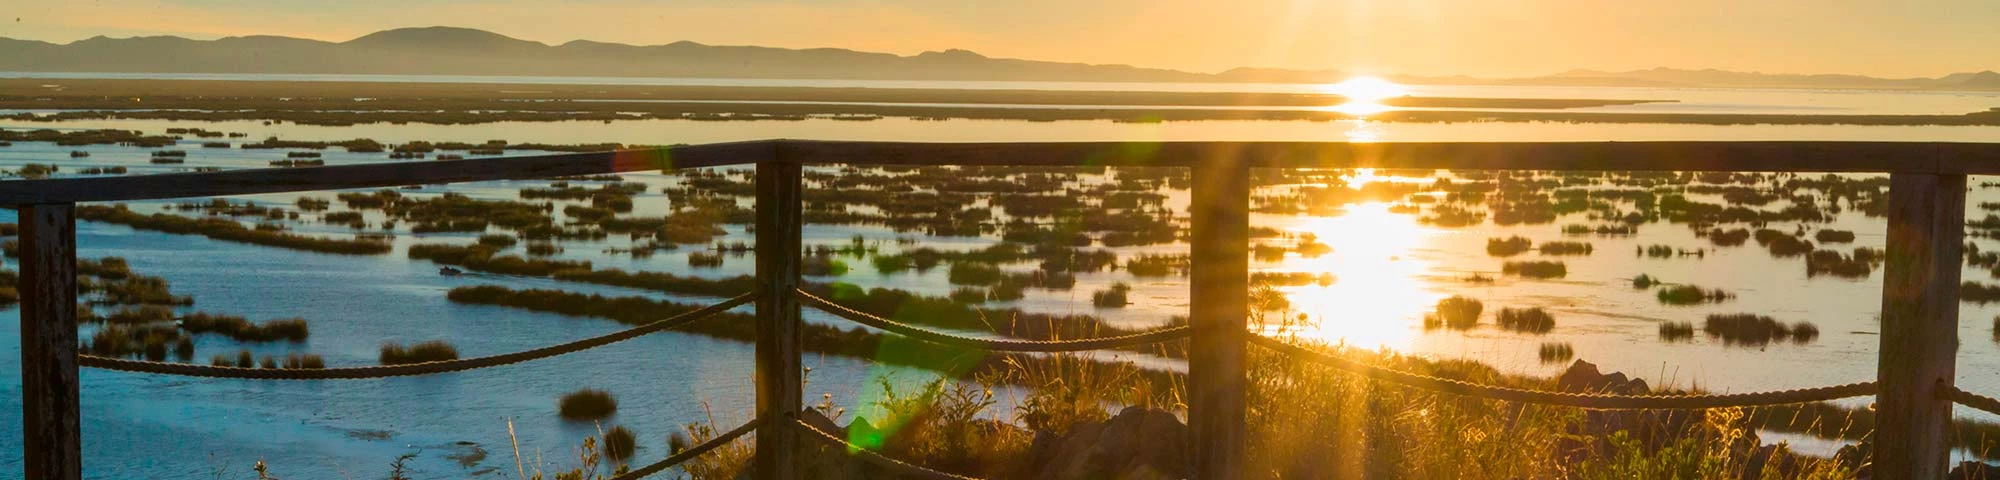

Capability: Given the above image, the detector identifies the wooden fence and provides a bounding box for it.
[8,140,2000,479]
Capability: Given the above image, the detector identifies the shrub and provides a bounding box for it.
[1496,307,1555,334]
[379,340,459,365]
[1632,274,1659,289]
[1423,296,1483,331]
[559,389,619,421]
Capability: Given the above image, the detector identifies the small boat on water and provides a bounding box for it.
[439,266,463,276]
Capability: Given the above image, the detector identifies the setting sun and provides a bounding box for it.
[1323,76,1410,102]
[1322,76,1409,116]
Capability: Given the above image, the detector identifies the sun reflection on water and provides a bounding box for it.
[1265,201,1439,351]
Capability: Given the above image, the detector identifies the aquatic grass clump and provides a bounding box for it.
[179,313,310,343]
[75,205,391,255]
[1703,314,1818,347]
[1659,322,1697,342]
[1091,283,1131,308]
[687,251,724,268]
[280,353,326,369]
[1124,254,1190,277]
[476,234,518,247]
[1497,307,1556,334]
[1963,281,2000,303]
[1537,241,1593,256]
[801,255,849,276]
[603,425,636,461]
[1805,249,1877,278]
[1707,228,1751,247]
[1537,342,1575,364]
[1423,296,1484,331]
[1655,285,1735,305]
[1501,260,1567,279]
[949,287,988,304]
[1485,236,1533,257]
[946,262,1005,285]
[559,389,619,421]
[379,340,459,365]
[1813,229,1856,243]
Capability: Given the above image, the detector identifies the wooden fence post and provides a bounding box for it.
[1189,159,1250,479]
[754,156,805,480]
[1875,172,1964,479]
[20,204,81,480]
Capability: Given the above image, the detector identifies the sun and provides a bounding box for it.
[1323,76,1409,103]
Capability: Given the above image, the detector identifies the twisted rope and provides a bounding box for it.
[790,417,980,480]
[796,289,1190,352]
[1248,334,1876,410]
[608,416,763,480]
[1946,386,2000,417]
[80,293,756,379]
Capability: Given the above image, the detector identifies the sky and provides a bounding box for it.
[3,0,1996,78]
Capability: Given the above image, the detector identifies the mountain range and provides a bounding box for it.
[3,26,1996,91]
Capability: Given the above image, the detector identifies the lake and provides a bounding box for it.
[3,76,2000,478]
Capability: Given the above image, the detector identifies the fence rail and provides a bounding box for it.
[9,139,2000,479]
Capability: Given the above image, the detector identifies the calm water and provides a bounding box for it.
[4,80,2000,478]
[6,71,1999,115]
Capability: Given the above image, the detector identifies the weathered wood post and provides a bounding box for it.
[20,204,81,480]
[754,154,805,480]
[1875,172,1964,479]
[1189,157,1250,479]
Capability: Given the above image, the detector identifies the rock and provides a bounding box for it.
[1950,461,1999,480]
[1032,407,1190,480]
[1556,359,1651,394]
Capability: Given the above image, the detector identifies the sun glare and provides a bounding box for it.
[1266,202,1436,351]
[1324,76,1410,102]
[1322,76,1410,117]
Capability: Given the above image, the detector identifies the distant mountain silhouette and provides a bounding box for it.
[1,26,1993,90]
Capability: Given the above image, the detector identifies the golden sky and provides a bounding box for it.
[3,0,1995,77]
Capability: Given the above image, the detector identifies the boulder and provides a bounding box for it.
[1031,407,1190,479]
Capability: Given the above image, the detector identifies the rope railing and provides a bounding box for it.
[1247,334,1877,410]
[790,416,980,480]
[1945,386,2000,417]
[607,416,764,480]
[795,289,1191,352]
[79,293,756,380]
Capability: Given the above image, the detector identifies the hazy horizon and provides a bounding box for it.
[4,0,1997,79]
